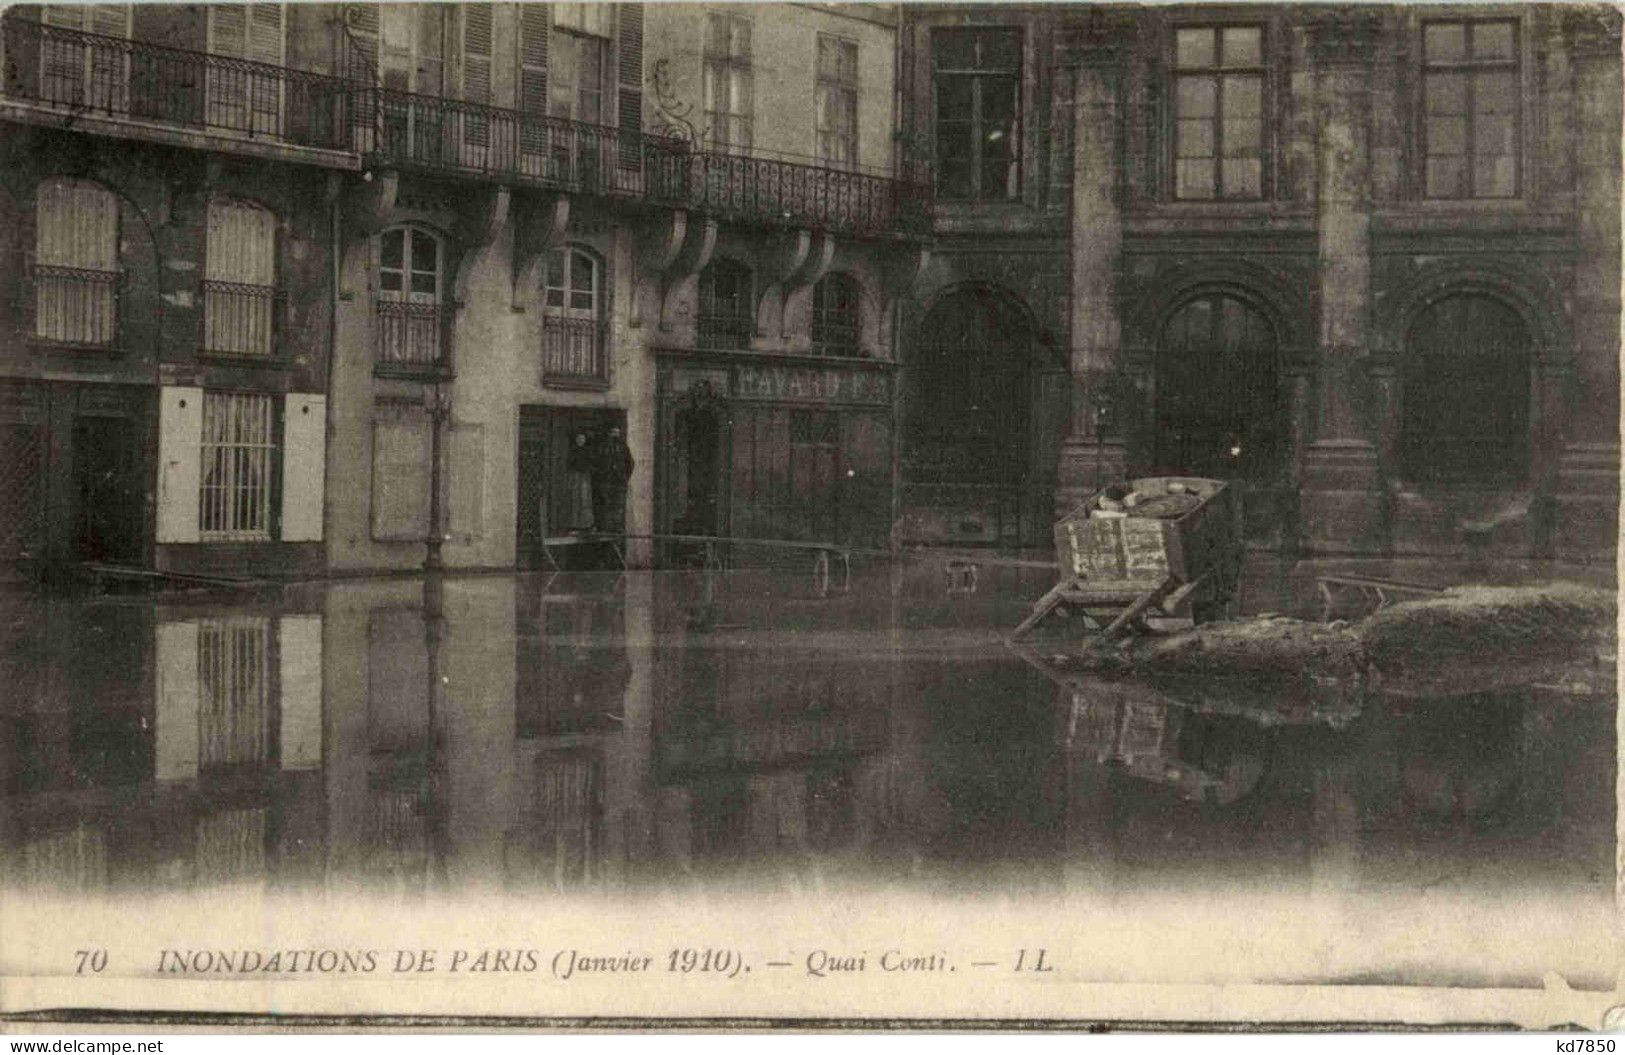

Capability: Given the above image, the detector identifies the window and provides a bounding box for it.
[1422,20,1519,199]
[34,177,119,347]
[376,225,445,369]
[705,12,753,151]
[39,5,131,113]
[197,616,271,768]
[1173,26,1265,200]
[460,4,494,146]
[542,247,607,385]
[547,14,608,185]
[932,28,1019,202]
[206,4,284,135]
[1402,294,1529,483]
[199,391,277,540]
[204,200,276,356]
[817,35,859,167]
[697,259,753,350]
[811,273,861,357]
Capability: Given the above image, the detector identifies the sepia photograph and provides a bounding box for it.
[0,0,1619,1033]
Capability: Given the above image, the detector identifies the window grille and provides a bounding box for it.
[698,259,754,350]
[34,177,119,346]
[204,199,276,356]
[199,391,276,540]
[197,616,271,767]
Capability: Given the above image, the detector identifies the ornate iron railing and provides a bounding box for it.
[376,299,446,369]
[653,150,932,237]
[31,264,120,347]
[542,316,608,387]
[202,280,280,357]
[2,15,352,151]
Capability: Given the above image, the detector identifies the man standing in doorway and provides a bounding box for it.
[591,425,634,537]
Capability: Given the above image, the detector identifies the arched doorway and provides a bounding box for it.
[905,286,1064,545]
[1401,294,1530,485]
[1154,293,1284,482]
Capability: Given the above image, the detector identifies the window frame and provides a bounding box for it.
[815,33,860,169]
[202,197,279,358]
[32,176,122,349]
[1418,17,1522,201]
[540,244,609,388]
[198,389,280,542]
[697,258,755,351]
[375,224,448,373]
[931,26,1023,203]
[704,11,754,152]
[1168,22,1270,202]
[810,272,862,357]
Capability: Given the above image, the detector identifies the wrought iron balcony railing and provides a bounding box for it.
[32,263,120,348]
[202,280,281,357]
[376,299,447,372]
[2,15,352,151]
[542,316,608,387]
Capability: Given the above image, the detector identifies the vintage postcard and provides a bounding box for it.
[0,0,1619,1031]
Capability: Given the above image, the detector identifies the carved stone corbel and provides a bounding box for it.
[657,214,717,331]
[452,185,511,306]
[509,192,571,311]
[779,231,836,339]
[877,245,933,341]
[755,229,821,338]
[632,209,688,329]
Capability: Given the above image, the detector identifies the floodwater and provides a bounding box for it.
[1,554,1616,989]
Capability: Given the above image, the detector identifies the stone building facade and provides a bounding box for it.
[897,4,1621,557]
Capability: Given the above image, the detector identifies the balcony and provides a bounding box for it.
[1,15,352,156]
[375,299,447,376]
[32,264,120,349]
[541,316,608,388]
[202,281,281,358]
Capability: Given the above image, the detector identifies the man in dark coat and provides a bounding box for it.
[590,425,634,534]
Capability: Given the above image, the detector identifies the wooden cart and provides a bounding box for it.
[1009,476,1243,641]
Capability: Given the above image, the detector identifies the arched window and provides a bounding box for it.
[34,177,119,346]
[697,258,753,350]
[1155,293,1282,481]
[542,246,607,386]
[811,272,861,357]
[204,199,277,356]
[1402,293,1530,484]
[376,225,445,369]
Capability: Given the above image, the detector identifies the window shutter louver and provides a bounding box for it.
[616,4,643,168]
[346,4,379,75]
[248,5,284,66]
[462,4,493,103]
[519,5,549,157]
[212,6,247,57]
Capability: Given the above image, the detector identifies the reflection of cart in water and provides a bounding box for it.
[1009,477,1243,642]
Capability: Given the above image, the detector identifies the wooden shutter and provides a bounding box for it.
[37,179,117,269]
[345,3,379,77]
[461,4,493,104]
[89,5,130,39]
[210,6,247,57]
[519,4,549,116]
[616,3,643,168]
[248,5,284,65]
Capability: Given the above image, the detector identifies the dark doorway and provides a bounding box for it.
[673,400,725,537]
[72,414,144,563]
[515,405,628,569]
[1154,294,1284,483]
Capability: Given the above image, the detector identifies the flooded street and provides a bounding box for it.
[1,556,1615,989]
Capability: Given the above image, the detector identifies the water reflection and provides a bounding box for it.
[0,568,1612,923]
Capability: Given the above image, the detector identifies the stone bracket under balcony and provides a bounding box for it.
[878,244,934,333]
[510,193,571,312]
[645,210,717,332]
[758,229,835,340]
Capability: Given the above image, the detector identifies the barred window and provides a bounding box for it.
[698,258,753,350]
[204,199,276,356]
[1422,20,1519,199]
[1173,26,1265,200]
[200,391,277,540]
[34,177,119,346]
[811,273,861,357]
[933,28,1020,202]
[816,35,859,167]
[376,225,445,368]
[542,246,607,385]
[197,616,272,769]
[704,13,753,151]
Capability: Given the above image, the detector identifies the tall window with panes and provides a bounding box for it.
[1173,26,1265,200]
[34,177,119,347]
[205,5,284,135]
[933,28,1019,202]
[705,13,753,151]
[698,259,753,350]
[1422,20,1518,199]
[376,226,445,369]
[811,273,861,357]
[816,35,859,167]
[549,4,610,183]
[542,247,607,386]
[204,200,276,356]
[199,392,277,541]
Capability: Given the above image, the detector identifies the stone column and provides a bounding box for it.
[1555,9,1622,554]
[1301,10,1385,553]
[1056,16,1135,509]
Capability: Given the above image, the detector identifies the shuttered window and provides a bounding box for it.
[204,200,276,356]
[616,4,644,168]
[199,392,277,540]
[34,177,119,346]
[519,4,550,158]
[40,5,131,112]
[207,4,284,134]
[461,4,494,145]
